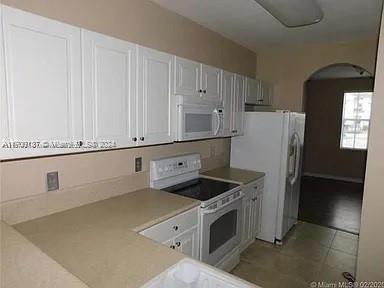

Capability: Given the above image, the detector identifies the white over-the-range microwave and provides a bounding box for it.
[175,96,224,142]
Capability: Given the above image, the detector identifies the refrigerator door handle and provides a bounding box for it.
[290,132,301,185]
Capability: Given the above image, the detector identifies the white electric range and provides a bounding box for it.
[150,153,243,271]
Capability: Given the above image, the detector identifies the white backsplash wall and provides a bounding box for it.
[0,138,230,224]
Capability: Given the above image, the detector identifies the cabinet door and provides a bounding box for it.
[174,226,199,259]
[174,57,200,98]
[232,75,245,136]
[137,46,174,146]
[253,193,263,238]
[82,30,136,148]
[2,6,82,155]
[162,238,175,250]
[259,81,273,106]
[241,196,254,252]
[0,6,8,149]
[201,64,221,102]
[265,82,273,106]
[245,78,259,104]
[221,71,234,137]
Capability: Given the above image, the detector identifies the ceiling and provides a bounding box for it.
[151,0,383,52]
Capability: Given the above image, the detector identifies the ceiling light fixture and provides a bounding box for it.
[254,0,324,28]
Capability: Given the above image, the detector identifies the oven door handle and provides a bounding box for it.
[201,194,243,215]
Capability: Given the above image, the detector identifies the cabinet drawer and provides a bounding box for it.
[139,207,199,243]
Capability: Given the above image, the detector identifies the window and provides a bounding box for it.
[340,92,373,150]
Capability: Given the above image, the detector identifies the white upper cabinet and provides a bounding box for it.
[232,75,245,136]
[0,7,8,147]
[1,6,82,145]
[174,57,200,98]
[245,78,260,105]
[259,81,273,106]
[137,46,174,146]
[221,71,235,137]
[201,64,221,102]
[175,57,222,103]
[82,30,136,148]
[245,77,273,106]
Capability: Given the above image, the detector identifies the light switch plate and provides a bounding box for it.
[135,157,142,172]
[47,171,59,191]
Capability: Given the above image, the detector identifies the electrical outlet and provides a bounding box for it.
[135,157,142,172]
[47,171,59,191]
[210,146,216,157]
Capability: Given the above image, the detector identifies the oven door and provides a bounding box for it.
[177,103,223,141]
[200,196,242,266]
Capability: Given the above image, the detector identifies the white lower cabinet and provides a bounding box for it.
[240,178,264,252]
[172,226,199,259]
[139,207,200,259]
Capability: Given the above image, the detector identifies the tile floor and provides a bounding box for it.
[231,222,359,288]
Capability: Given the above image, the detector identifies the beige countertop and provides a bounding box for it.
[13,188,200,288]
[201,166,265,185]
[1,221,90,288]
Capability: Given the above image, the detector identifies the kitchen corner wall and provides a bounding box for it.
[256,39,378,111]
[1,138,230,224]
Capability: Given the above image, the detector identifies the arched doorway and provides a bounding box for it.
[299,63,374,234]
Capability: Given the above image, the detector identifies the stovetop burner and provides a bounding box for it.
[162,177,239,202]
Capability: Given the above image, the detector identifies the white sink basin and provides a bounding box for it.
[142,259,256,288]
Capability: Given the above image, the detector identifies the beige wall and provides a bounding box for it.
[1,138,230,224]
[2,0,256,77]
[257,39,378,111]
[357,11,384,281]
[303,78,373,180]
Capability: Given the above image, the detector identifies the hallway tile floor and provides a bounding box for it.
[231,222,358,288]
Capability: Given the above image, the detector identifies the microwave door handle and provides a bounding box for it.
[214,110,221,136]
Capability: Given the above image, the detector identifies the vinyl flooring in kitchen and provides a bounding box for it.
[231,222,358,288]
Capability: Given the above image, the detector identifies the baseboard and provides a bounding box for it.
[303,172,364,183]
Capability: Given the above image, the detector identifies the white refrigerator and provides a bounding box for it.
[231,111,305,243]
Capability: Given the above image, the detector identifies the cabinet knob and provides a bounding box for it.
[203,90,207,93]
[198,89,203,93]
[170,245,176,249]
[173,225,179,231]
[132,137,137,142]
[140,137,144,141]
[176,242,181,247]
